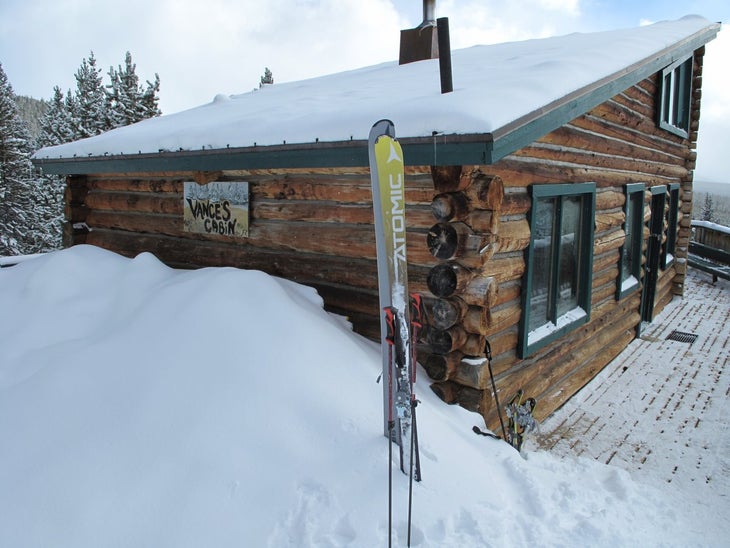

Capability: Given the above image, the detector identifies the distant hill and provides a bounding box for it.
[694,180,730,197]
[14,95,47,147]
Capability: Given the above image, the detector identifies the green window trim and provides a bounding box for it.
[617,183,646,299]
[658,57,693,138]
[663,183,681,269]
[519,182,596,358]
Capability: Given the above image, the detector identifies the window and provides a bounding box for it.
[520,183,596,357]
[658,57,693,138]
[617,183,645,299]
[663,183,680,268]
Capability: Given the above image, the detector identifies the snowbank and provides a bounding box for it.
[0,247,717,546]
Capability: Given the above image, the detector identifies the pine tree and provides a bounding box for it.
[141,73,161,119]
[39,86,76,147]
[259,67,274,88]
[701,194,715,223]
[0,63,50,254]
[74,52,107,138]
[106,52,161,128]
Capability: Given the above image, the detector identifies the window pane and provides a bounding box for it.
[662,71,673,124]
[621,196,634,283]
[557,196,581,317]
[529,197,555,333]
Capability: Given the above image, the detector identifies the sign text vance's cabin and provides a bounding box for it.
[33,16,720,431]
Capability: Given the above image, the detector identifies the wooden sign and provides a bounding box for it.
[183,181,249,237]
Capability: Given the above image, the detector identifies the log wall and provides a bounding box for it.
[422,48,704,430]
[63,48,705,432]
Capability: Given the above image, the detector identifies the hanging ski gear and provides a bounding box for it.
[505,390,538,451]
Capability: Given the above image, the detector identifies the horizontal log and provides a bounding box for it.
[595,190,626,211]
[593,248,620,273]
[461,274,499,306]
[421,351,462,381]
[489,159,677,189]
[431,192,470,222]
[467,210,500,234]
[431,165,465,192]
[427,222,494,261]
[254,200,434,226]
[427,262,473,298]
[500,192,531,216]
[590,100,687,147]
[88,178,185,193]
[430,297,469,330]
[85,191,182,215]
[595,210,626,232]
[593,228,625,256]
[513,143,689,180]
[84,211,439,266]
[463,174,504,211]
[496,218,531,253]
[252,177,434,204]
[540,122,683,166]
[84,228,432,293]
[429,381,460,404]
[481,255,526,283]
[428,325,468,354]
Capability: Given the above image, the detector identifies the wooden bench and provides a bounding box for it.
[688,241,730,282]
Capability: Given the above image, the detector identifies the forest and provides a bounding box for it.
[0,52,161,256]
[693,186,730,226]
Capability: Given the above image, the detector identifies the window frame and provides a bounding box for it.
[658,56,693,138]
[519,182,596,358]
[662,183,680,269]
[617,183,645,300]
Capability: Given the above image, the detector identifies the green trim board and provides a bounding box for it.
[617,183,646,300]
[32,24,719,176]
[519,182,596,358]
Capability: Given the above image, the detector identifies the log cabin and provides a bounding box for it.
[33,16,720,432]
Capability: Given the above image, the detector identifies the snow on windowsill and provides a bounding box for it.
[528,306,587,346]
[621,275,639,293]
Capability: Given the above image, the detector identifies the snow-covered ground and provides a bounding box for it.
[0,246,727,547]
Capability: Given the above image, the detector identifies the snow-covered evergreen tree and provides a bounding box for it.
[259,67,274,88]
[0,63,57,254]
[39,86,76,147]
[73,52,107,138]
[106,52,161,128]
[701,194,715,223]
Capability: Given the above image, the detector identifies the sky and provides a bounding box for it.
[1,0,728,181]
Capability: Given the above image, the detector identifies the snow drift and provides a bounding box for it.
[0,247,718,546]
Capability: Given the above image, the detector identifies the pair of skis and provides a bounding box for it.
[368,120,422,547]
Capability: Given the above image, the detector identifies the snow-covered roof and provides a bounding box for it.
[33,16,720,174]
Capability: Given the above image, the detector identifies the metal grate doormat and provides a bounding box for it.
[666,330,699,344]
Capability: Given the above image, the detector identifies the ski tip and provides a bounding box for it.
[369,119,396,140]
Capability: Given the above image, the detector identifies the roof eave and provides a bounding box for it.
[32,134,495,175]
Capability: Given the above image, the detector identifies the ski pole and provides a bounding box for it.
[384,307,396,548]
[485,340,508,441]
